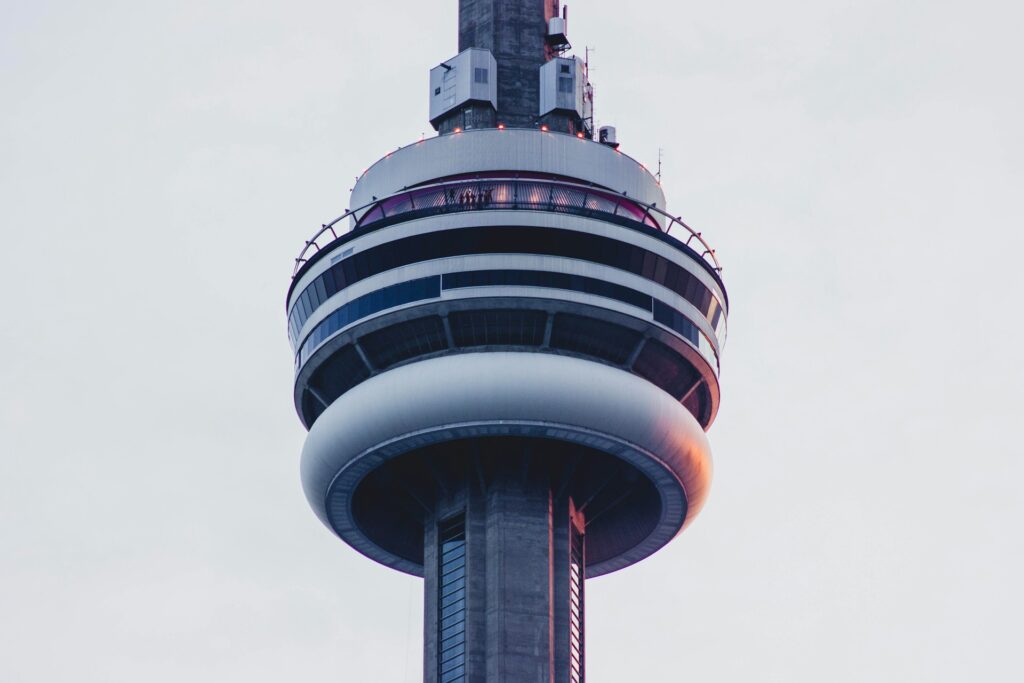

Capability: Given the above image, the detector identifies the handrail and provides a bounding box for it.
[292,177,722,279]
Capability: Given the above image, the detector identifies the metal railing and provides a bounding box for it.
[292,177,722,279]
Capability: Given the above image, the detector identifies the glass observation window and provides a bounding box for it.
[295,270,719,375]
[296,276,440,367]
[441,269,653,312]
[288,226,726,351]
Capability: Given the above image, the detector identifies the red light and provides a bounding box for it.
[497,123,505,130]
[541,125,549,132]
[454,127,462,134]
[576,132,585,139]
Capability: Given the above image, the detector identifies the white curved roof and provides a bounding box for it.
[351,128,666,213]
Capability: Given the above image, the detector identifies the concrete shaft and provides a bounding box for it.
[458,0,559,127]
[425,461,583,683]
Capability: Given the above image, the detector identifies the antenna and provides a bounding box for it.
[657,148,664,183]
[583,46,596,139]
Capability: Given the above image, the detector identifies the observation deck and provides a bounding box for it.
[287,128,728,577]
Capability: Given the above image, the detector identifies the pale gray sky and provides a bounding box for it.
[1,1,1021,681]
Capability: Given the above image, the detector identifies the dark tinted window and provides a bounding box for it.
[442,269,652,312]
[652,300,700,346]
[297,276,440,366]
[307,344,371,415]
[549,314,642,365]
[632,339,699,399]
[298,275,717,383]
[449,309,547,347]
[360,316,448,369]
[288,227,724,347]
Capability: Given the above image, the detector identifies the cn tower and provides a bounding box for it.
[286,1,728,680]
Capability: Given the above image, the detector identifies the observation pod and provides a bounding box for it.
[285,3,728,682]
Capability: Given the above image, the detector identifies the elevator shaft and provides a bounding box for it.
[425,463,585,683]
[457,0,559,127]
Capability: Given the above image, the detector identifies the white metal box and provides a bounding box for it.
[429,48,498,123]
[599,126,618,147]
[539,56,585,118]
[547,17,568,46]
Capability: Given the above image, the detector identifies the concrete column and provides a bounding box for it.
[485,474,553,682]
[424,515,440,683]
[458,0,558,127]
[464,476,488,681]
[423,463,582,682]
[551,496,571,683]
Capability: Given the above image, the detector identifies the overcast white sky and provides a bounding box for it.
[1,0,1022,681]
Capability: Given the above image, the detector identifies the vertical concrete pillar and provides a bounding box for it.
[551,495,571,683]
[424,464,583,683]
[457,0,559,127]
[464,476,488,681]
[424,515,440,683]
[485,474,554,682]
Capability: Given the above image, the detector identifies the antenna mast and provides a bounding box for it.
[583,46,596,139]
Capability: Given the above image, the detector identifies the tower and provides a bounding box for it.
[286,1,728,680]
